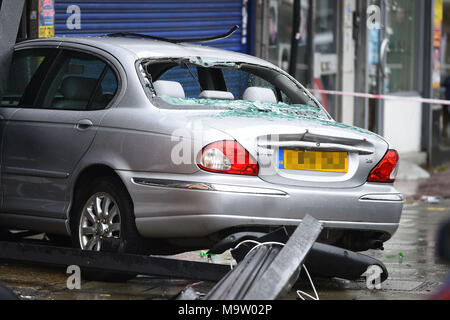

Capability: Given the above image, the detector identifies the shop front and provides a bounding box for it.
[432,0,450,164]
[54,0,250,55]
[265,0,341,119]
[352,0,434,161]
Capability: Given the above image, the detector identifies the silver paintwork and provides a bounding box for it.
[258,140,374,155]
[117,170,403,238]
[0,37,403,244]
[131,178,288,196]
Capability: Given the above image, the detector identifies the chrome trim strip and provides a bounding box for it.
[359,194,404,202]
[131,178,288,196]
[3,166,69,179]
[258,141,374,155]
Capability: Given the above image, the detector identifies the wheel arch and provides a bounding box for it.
[66,164,134,234]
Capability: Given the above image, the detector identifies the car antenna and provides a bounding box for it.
[104,25,239,44]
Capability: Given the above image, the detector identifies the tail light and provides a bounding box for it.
[198,141,259,176]
[368,150,399,183]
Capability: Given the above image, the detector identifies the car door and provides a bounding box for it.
[0,47,58,212]
[1,48,119,219]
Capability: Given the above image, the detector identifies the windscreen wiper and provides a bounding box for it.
[105,25,239,44]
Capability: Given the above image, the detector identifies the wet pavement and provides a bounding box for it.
[0,182,449,300]
[290,198,450,300]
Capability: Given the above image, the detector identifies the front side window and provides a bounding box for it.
[1,48,54,107]
[35,50,118,110]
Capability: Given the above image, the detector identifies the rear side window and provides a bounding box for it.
[35,50,118,110]
[0,48,54,107]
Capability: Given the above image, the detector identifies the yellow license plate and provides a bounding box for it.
[279,150,348,173]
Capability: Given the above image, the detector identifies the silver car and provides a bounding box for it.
[0,36,403,255]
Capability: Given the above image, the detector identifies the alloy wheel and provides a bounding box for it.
[78,192,121,251]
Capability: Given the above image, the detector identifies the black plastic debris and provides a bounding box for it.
[0,241,230,282]
[205,215,323,300]
[228,227,290,262]
[304,242,389,282]
[211,226,389,283]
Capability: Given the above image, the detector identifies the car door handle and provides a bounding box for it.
[76,119,93,131]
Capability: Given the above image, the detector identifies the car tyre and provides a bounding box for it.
[70,176,142,282]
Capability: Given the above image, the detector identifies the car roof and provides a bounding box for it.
[16,36,276,69]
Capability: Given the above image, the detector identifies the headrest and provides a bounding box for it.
[66,63,85,74]
[153,80,185,98]
[243,87,277,104]
[61,77,98,100]
[198,90,234,100]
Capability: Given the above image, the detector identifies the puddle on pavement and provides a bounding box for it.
[0,200,449,300]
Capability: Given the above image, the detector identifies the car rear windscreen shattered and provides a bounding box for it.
[137,58,331,121]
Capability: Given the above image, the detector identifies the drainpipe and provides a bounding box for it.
[289,0,301,77]
[254,0,269,60]
[307,0,316,88]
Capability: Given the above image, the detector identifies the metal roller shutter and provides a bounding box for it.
[54,0,248,53]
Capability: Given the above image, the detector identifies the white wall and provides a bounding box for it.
[383,97,422,153]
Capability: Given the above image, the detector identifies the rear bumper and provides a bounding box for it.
[116,170,403,239]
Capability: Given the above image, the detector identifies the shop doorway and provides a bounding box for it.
[266,0,340,118]
[366,0,424,155]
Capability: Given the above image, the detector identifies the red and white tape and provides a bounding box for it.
[309,89,450,106]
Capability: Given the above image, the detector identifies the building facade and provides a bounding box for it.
[19,0,447,165]
[253,0,443,165]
